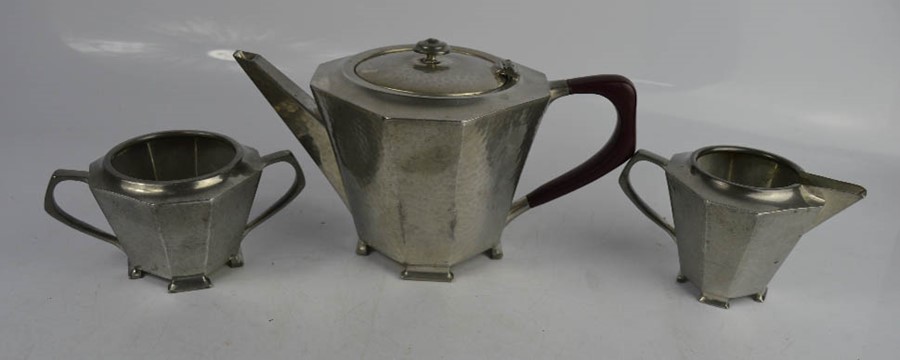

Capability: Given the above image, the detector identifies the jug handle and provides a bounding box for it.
[243,150,306,236]
[508,75,636,223]
[44,169,121,248]
[617,149,675,239]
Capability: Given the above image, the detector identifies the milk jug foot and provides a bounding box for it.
[752,288,768,303]
[400,265,453,282]
[698,294,730,309]
[128,265,145,279]
[676,274,688,283]
[356,240,371,256]
[485,244,503,260]
[227,251,244,268]
[168,274,212,293]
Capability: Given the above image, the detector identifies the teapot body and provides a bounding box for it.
[310,54,552,280]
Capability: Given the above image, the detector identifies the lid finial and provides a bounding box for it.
[414,38,451,65]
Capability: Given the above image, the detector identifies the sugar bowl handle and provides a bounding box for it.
[44,169,120,248]
[508,75,637,223]
[244,150,306,235]
[618,149,675,239]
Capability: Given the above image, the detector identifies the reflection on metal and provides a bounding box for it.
[63,20,275,70]
[207,49,236,61]
[64,38,157,55]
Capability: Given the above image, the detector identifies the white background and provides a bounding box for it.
[2,1,899,359]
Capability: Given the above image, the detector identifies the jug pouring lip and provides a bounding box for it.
[689,145,808,192]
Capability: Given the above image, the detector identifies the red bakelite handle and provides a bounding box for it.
[525,75,637,207]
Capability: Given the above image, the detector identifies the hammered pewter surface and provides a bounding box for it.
[620,146,866,308]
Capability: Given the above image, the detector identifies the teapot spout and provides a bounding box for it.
[233,50,349,208]
[804,173,866,229]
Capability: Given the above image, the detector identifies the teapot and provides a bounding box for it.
[234,38,637,281]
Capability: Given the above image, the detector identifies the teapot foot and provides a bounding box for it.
[168,275,212,293]
[400,265,453,282]
[752,288,768,303]
[698,294,730,309]
[485,244,503,260]
[676,274,688,283]
[227,251,244,268]
[356,240,372,256]
[128,265,144,279]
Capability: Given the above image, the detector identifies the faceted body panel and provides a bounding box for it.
[206,175,261,273]
[154,201,213,277]
[450,100,545,263]
[696,202,757,299]
[382,118,462,266]
[666,176,711,290]
[729,209,820,295]
[92,189,166,274]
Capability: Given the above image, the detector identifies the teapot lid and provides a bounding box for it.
[352,38,519,98]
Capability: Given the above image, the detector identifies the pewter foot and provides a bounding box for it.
[356,240,371,256]
[698,294,730,309]
[227,251,244,268]
[676,274,688,283]
[128,266,144,279]
[400,265,453,282]
[168,274,212,293]
[485,244,503,260]
[752,288,768,303]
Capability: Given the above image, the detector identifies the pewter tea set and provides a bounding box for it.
[43,38,865,308]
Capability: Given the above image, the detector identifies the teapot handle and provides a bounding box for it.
[508,75,636,223]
